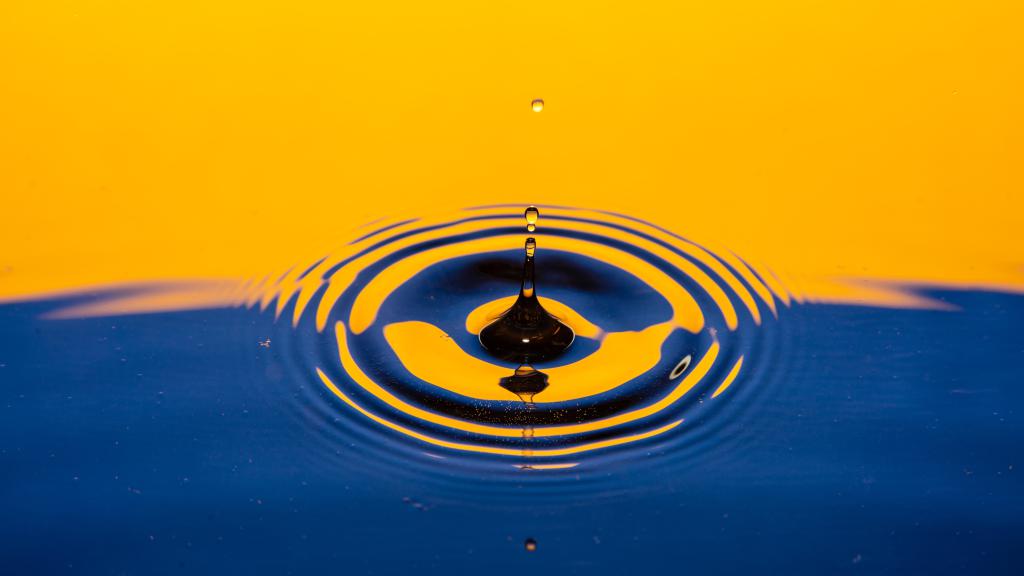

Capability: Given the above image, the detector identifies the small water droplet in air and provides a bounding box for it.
[525,206,539,232]
[531,99,544,113]
[525,538,537,551]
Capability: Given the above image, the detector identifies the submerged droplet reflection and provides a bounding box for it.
[500,364,549,405]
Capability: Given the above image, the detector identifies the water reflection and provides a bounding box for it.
[19,205,1021,505]
[242,205,788,492]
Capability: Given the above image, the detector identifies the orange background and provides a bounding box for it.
[1,1,1022,304]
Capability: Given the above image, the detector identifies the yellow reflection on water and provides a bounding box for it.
[316,366,685,457]
[384,320,677,402]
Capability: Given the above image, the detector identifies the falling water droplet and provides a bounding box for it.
[525,538,537,552]
[525,206,539,232]
[531,99,544,113]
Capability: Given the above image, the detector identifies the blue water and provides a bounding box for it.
[1,287,1022,574]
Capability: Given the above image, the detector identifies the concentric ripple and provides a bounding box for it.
[256,205,795,491]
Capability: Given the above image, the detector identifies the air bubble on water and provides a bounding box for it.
[669,355,692,380]
[531,99,544,113]
[525,538,537,552]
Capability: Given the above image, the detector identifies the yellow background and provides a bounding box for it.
[1,1,1022,303]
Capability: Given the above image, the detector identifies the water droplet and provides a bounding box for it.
[525,538,537,552]
[525,206,539,232]
[478,209,574,364]
[531,99,544,113]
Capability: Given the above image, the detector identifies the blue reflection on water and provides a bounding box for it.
[0,288,1022,574]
